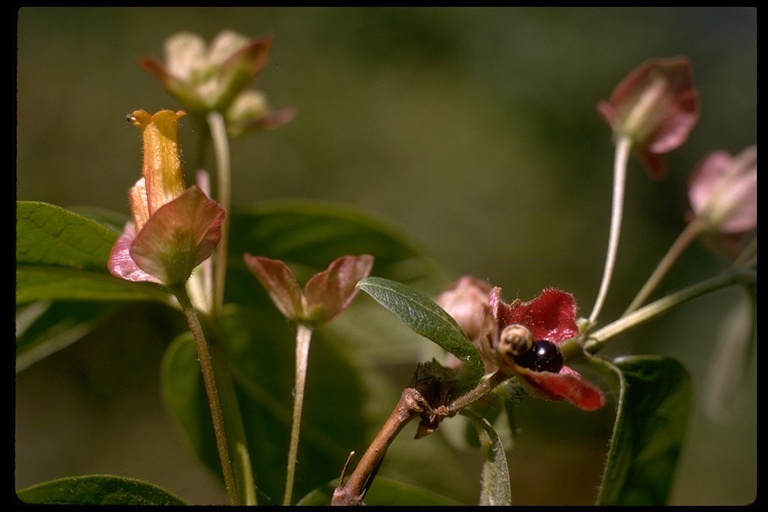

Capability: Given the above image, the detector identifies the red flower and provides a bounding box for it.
[439,280,606,411]
[598,56,698,178]
[490,288,605,410]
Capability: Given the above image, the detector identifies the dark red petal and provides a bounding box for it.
[495,288,579,343]
[520,366,606,411]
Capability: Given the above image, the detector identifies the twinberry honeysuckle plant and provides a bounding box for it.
[15,26,755,508]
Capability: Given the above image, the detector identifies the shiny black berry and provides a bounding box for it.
[514,340,564,373]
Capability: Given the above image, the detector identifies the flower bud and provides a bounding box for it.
[598,56,698,178]
[688,145,756,234]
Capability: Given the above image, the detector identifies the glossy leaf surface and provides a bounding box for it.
[16,201,167,304]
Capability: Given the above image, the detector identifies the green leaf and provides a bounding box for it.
[356,276,484,379]
[16,201,168,303]
[467,412,512,505]
[16,474,187,505]
[160,306,372,504]
[597,356,692,505]
[15,300,117,372]
[225,199,450,305]
[296,476,464,506]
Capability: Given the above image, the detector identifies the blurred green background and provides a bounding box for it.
[16,7,755,505]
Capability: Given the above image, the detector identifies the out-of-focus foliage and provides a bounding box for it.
[16,7,755,505]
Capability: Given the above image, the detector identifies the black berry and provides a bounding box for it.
[514,340,564,373]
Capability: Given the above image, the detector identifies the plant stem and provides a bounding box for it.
[446,370,509,414]
[207,334,257,506]
[331,388,425,506]
[584,267,756,353]
[283,324,314,506]
[207,111,231,321]
[171,284,237,505]
[588,135,632,326]
[331,371,511,505]
[623,216,705,315]
[732,236,756,268]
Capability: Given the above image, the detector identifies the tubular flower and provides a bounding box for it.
[108,110,225,286]
[688,145,757,234]
[244,254,374,327]
[437,278,605,411]
[140,29,295,131]
[598,56,698,178]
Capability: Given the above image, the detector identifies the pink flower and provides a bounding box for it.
[244,254,374,327]
[598,56,698,178]
[688,145,756,234]
[435,276,494,344]
[108,110,225,286]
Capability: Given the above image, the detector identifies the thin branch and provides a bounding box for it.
[331,388,426,506]
[585,267,756,353]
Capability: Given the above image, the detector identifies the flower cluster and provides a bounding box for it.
[140,30,295,135]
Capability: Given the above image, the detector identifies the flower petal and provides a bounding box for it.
[435,276,493,342]
[164,32,207,80]
[598,56,698,178]
[518,365,606,411]
[304,254,374,325]
[129,186,224,285]
[243,254,305,320]
[688,146,757,234]
[213,35,274,111]
[492,288,579,343]
[128,109,188,215]
[107,222,164,284]
[138,57,209,113]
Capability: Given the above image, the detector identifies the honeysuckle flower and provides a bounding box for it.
[108,110,225,286]
[488,287,605,410]
[244,254,374,327]
[140,30,294,128]
[437,277,605,410]
[688,145,756,234]
[598,56,698,178]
